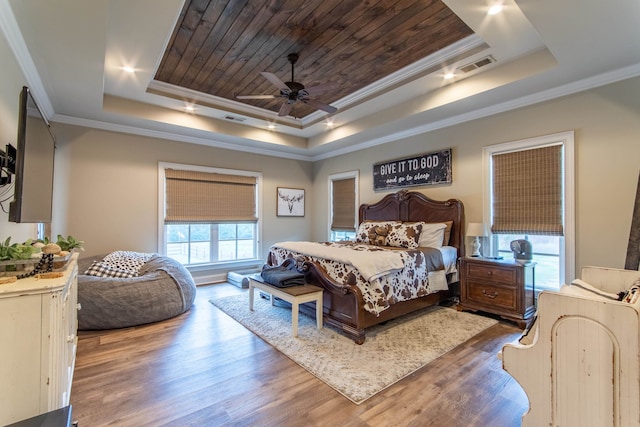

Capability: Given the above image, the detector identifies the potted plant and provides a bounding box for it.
[0,238,40,273]
[55,235,84,252]
[0,237,38,261]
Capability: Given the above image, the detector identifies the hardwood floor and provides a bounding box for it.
[70,283,529,426]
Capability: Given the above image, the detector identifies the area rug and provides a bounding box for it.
[210,294,497,404]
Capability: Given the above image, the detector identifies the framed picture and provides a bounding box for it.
[277,187,305,217]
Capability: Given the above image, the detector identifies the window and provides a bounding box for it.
[328,171,358,241]
[483,131,575,289]
[159,163,261,267]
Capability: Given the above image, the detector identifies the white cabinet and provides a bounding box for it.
[501,266,640,427]
[0,253,78,426]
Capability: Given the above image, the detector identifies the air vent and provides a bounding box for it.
[223,115,247,123]
[458,55,496,74]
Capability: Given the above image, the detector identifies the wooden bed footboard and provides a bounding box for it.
[269,255,452,344]
[267,255,367,343]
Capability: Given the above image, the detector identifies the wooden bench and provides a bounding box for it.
[248,274,323,337]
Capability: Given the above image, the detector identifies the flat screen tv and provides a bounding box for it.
[9,86,56,223]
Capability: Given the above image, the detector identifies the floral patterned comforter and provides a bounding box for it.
[268,242,448,316]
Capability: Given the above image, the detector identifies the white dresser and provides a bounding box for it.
[0,253,78,426]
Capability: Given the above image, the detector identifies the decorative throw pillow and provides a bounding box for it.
[102,251,154,274]
[355,221,399,244]
[367,225,390,246]
[418,222,447,248]
[386,222,423,248]
[84,260,138,278]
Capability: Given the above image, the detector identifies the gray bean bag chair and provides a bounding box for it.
[77,253,196,330]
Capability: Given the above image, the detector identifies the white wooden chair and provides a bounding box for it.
[501,266,640,427]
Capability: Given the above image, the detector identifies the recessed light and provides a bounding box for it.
[325,120,334,128]
[122,66,136,73]
[444,72,455,80]
[267,123,276,130]
[488,4,503,15]
[185,105,195,112]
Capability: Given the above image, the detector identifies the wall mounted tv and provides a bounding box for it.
[9,86,56,223]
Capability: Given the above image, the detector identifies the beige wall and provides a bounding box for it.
[52,124,314,260]
[313,76,640,274]
[0,26,38,243]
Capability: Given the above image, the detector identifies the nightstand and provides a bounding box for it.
[458,257,535,328]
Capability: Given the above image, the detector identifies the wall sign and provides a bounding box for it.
[373,149,452,191]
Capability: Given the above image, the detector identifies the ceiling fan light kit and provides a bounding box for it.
[237,53,337,118]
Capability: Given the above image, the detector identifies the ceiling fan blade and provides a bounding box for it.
[302,82,338,96]
[260,71,288,91]
[236,94,278,100]
[302,98,337,114]
[278,100,294,117]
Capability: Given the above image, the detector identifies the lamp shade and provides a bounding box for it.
[467,222,488,237]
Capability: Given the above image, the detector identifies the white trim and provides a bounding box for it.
[157,161,263,264]
[307,35,486,121]
[51,61,640,164]
[482,131,575,285]
[0,0,54,118]
[53,114,314,162]
[327,170,360,241]
[189,260,263,286]
[3,0,640,162]
[310,64,640,162]
[146,35,486,129]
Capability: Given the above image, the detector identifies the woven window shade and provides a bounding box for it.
[331,177,356,231]
[165,169,257,223]
[492,145,563,236]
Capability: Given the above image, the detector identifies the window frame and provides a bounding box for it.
[327,170,359,241]
[158,162,263,270]
[482,131,575,286]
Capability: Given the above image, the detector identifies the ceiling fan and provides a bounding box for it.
[236,53,338,117]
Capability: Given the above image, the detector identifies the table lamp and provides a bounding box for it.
[467,222,488,257]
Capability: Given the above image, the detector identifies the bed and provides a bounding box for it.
[265,190,465,344]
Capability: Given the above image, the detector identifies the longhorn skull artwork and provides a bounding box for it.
[277,188,305,216]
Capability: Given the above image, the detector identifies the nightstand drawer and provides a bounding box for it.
[459,257,535,328]
[467,263,516,285]
[466,281,517,310]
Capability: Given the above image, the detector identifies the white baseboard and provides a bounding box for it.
[189,268,260,287]
[192,272,227,286]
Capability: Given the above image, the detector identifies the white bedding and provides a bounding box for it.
[273,241,403,281]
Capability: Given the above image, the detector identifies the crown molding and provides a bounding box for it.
[50,114,314,162]
[146,35,487,129]
[310,62,640,161]
[52,61,640,163]
[0,0,55,118]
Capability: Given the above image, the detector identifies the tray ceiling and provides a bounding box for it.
[6,0,640,160]
[154,0,474,119]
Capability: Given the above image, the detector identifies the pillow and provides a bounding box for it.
[355,221,399,244]
[442,221,453,246]
[386,222,423,248]
[102,251,154,274]
[84,260,138,278]
[367,225,390,246]
[418,222,447,248]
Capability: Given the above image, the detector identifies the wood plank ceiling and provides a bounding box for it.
[155,0,474,119]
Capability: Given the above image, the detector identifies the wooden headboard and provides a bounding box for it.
[359,190,465,257]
